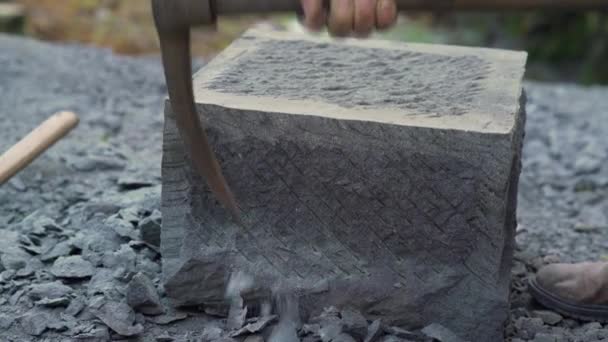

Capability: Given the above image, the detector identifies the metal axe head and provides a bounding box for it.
[151,0,241,223]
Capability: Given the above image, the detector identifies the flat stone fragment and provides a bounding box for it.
[139,209,162,248]
[28,281,73,300]
[532,310,563,325]
[51,256,95,278]
[0,313,15,329]
[421,323,465,342]
[89,297,144,336]
[340,308,369,339]
[20,311,50,336]
[126,272,164,315]
[161,29,527,342]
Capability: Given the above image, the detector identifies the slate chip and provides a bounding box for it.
[532,310,563,326]
[383,326,421,340]
[118,207,143,226]
[149,312,188,325]
[333,333,358,342]
[89,297,144,336]
[126,272,163,315]
[202,326,224,340]
[20,311,50,336]
[65,297,86,316]
[50,256,95,278]
[156,334,175,342]
[139,209,161,248]
[28,281,73,300]
[41,240,73,261]
[340,308,368,339]
[230,315,278,337]
[421,323,465,342]
[106,215,139,240]
[0,313,15,329]
[36,296,71,307]
[365,320,383,342]
[72,326,111,340]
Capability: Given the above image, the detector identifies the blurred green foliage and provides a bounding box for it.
[502,12,608,84]
[431,12,608,85]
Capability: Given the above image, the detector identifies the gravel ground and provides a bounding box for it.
[0,34,607,342]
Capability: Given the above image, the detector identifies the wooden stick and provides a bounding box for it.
[0,111,79,184]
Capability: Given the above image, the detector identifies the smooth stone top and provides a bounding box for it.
[192,28,527,134]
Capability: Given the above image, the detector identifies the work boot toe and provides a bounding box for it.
[530,262,608,322]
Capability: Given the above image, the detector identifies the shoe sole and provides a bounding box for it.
[528,277,608,323]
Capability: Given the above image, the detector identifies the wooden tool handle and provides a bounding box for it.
[214,0,607,14]
[0,111,79,184]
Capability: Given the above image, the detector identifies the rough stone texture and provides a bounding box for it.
[126,272,164,315]
[161,29,527,341]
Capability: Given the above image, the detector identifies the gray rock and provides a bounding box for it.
[65,297,86,316]
[532,310,563,325]
[88,268,121,298]
[514,317,548,340]
[0,247,29,270]
[9,177,27,191]
[41,240,73,261]
[231,315,278,337]
[106,215,138,240]
[202,326,224,340]
[149,312,188,325]
[51,256,95,278]
[380,337,407,342]
[421,323,465,342]
[161,29,527,342]
[333,333,357,342]
[319,320,343,342]
[578,322,603,331]
[302,322,321,333]
[365,320,384,342]
[139,209,161,248]
[118,175,156,191]
[15,258,43,278]
[532,333,561,342]
[36,296,71,307]
[0,313,15,329]
[70,155,125,172]
[574,154,601,175]
[20,311,50,336]
[72,325,110,340]
[118,206,143,226]
[340,308,368,339]
[383,326,420,340]
[0,269,15,282]
[126,272,163,315]
[579,327,608,341]
[268,321,300,342]
[156,334,175,342]
[102,244,136,274]
[9,288,25,305]
[28,281,73,300]
[244,335,265,342]
[89,297,143,336]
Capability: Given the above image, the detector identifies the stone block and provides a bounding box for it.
[161,29,527,341]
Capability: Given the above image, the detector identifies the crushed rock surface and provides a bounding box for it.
[0,33,607,341]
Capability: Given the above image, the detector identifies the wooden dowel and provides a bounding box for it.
[0,111,79,184]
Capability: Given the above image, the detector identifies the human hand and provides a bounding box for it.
[300,0,398,37]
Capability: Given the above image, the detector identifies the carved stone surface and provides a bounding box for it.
[161,29,527,342]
